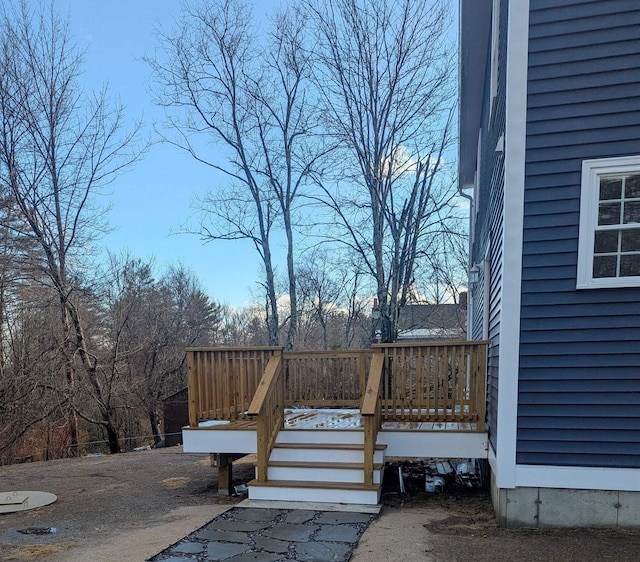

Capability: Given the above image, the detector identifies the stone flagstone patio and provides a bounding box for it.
[147,506,377,562]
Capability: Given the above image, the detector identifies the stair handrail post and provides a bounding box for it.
[186,349,198,428]
[248,349,285,482]
[476,342,488,430]
[361,350,385,486]
[358,350,371,408]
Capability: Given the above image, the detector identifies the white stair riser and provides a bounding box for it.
[265,465,382,484]
[249,485,380,505]
[277,430,364,445]
[270,447,385,464]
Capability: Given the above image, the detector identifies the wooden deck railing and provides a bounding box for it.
[284,350,371,407]
[375,341,488,429]
[186,341,488,433]
[186,347,282,426]
[247,353,285,481]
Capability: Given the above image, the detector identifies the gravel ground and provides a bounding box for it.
[1,448,640,561]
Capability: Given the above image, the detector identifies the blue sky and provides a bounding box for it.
[51,0,460,308]
[56,0,280,307]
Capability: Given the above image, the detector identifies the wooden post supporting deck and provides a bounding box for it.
[211,453,245,495]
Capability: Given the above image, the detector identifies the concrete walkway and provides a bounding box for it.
[147,501,379,562]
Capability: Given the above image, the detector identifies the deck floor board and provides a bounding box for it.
[194,409,479,432]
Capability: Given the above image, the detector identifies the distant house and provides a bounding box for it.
[396,303,467,341]
[370,296,467,343]
[460,0,640,526]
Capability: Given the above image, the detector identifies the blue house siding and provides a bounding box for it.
[517,0,640,468]
[469,0,508,453]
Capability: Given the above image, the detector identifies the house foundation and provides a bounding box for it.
[490,471,640,528]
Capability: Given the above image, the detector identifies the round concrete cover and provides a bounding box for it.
[0,491,57,514]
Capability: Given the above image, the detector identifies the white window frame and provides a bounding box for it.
[577,155,640,289]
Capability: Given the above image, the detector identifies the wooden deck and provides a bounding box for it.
[183,342,488,504]
[192,408,479,432]
[182,406,489,494]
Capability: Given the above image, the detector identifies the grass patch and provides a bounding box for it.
[161,476,189,489]
[0,543,73,560]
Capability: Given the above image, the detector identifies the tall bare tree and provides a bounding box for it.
[104,258,222,447]
[149,0,323,349]
[0,0,141,454]
[296,249,370,349]
[306,0,457,342]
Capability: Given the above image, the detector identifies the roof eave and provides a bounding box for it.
[458,0,492,190]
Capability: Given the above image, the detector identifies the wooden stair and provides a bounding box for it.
[247,428,386,505]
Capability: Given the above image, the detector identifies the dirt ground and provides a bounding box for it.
[1,448,640,561]
[353,492,640,562]
[0,447,249,561]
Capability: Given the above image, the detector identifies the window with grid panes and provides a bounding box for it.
[577,156,640,288]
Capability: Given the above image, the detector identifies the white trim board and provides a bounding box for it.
[377,430,488,459]
[494,0,530,490]
[516,464,640,492]
[238,499,381,514]
[182,428,257,454]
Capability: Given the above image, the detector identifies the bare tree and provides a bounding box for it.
[149,0,323,349]
[340,269,372,349]
[104,258,222,447]
[306,0,457,342]
[295,249,370,349]
[218,304,271,347]
[419,216,469,306]
[296,257,341,349]
[0,0,141,454]
[0,283,61,462]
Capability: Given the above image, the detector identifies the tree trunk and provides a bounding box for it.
[149,409,163,446]
[67,406,79,458]
[106,424,120,454]
[60,299,80,457]
[262,240,280,346]
[284,211,297,350]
